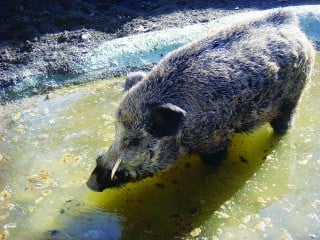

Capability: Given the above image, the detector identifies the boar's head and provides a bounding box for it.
[87,92,187,191]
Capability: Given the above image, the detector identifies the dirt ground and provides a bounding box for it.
[0,0,319,92]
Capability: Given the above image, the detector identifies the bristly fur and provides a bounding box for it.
[87,9,315,191]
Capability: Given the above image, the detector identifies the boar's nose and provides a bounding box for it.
[86,172,103,192]
[87,161,133,191]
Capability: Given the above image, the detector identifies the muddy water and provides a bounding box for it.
[0,54,319,240]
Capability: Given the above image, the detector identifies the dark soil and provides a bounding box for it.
[0,0,319,99]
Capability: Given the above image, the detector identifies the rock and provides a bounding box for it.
[81,33,91,41]
[190,227,201,237]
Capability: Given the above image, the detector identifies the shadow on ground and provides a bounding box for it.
[40,125,282,239]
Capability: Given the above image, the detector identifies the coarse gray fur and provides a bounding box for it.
[87,9,315,191]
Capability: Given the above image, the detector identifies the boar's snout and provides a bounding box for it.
[87,156,133,191]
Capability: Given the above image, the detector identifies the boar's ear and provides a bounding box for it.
[125,71,147,91]
[148,103,186,137]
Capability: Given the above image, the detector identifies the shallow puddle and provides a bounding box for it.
[0,54,319,240]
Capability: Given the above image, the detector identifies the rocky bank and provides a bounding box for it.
[0,0,319,102]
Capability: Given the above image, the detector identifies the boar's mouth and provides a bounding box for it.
[87,165,131,191]
[86,160,155,192]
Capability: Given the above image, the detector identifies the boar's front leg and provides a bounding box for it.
[186,111,231,165]
[270,98,298,135]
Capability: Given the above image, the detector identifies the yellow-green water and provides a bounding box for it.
[0,54,319,240]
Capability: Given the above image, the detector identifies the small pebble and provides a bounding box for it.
[190,227,201,237]
[81,33,91,41]
[0,154,7,163]
[0,191,11,201]
[0,229,9,240]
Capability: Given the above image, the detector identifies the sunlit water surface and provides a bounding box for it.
[0,54,319,240]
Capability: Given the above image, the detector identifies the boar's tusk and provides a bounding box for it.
[111,159,122,181]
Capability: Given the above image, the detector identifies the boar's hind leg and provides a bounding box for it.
[198,143,229,166]
[270,99,298,135]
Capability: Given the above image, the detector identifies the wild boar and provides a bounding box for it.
[87,10,314,191]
